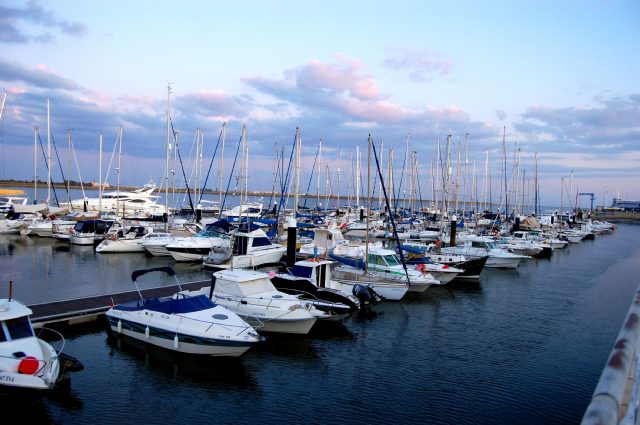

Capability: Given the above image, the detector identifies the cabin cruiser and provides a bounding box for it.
[202,224,287,270]
[184,269,330,334]
[95,225,155,253]
[0,290,83,391]
[105,267,261,356]
[400,241,488,280]
[165,220,232,262]
[330,246,439,292]
[60,182,166,218]
[269,259,364,321]
[440,235,530,269]
[69,219,117,246]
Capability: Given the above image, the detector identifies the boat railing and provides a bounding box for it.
[582,283,640,425]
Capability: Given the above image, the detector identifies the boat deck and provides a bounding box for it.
[28,280,211,327]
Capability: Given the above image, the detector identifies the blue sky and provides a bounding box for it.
[0,0,639,209]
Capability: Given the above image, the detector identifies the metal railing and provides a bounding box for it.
[582,284,640,425]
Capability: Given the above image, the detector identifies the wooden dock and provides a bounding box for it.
[28,279,211,328]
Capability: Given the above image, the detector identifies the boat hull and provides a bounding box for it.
[105,315,255,357]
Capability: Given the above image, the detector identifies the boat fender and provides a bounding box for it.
[18,356,40,375]
[173,335,179,349]
[145,326,150,339]
[117,320,122,333]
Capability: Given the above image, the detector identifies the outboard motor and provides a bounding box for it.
[352,283,383,305]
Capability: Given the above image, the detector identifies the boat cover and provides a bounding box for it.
[114,294,215,313]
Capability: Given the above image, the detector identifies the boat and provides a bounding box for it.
[105,266,262,357]
[0,195,29,215]
[330,246,439,292]
[440,235,530,269]
[60,182,165,218]
[140,232,179,256]
[184,269,329,334]
[269,259,365,321]
[219,201,265,223]
[69,219,117,246]
[202,223,287,270]
[165,219,232,262]
[0,284,83,392]
[95,224,155,253]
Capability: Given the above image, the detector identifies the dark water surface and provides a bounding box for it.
[1,223,640,424]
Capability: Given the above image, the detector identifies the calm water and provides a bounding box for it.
[1,223,640,424]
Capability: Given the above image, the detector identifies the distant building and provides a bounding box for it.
[610,198,640,212]
[90,181,110,189]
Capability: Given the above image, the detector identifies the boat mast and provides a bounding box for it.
[365,135,372,274]
[116,126,123,216]
[33,126,38,203]
[165,84,172,231]
[98,131,103,215]
[65,129,72,207]
[219,122,226,210]
[316,139,322,208]
[47,97,51,205]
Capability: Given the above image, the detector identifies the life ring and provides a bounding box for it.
[415,263,427,273]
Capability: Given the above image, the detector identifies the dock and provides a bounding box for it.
[582,282,640,425]
[28,279,211,327]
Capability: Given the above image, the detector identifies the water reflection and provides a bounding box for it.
[106,332,258,391]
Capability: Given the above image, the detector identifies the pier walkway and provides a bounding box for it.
[582,282,640,425]
[28,279,210,327]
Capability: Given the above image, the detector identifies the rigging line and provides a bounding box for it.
[170,118,194,214]
[302,143,320,208]
[218,131,243,219]
[36,131,60,206]
[370,135,411,287]
[49,131,72,206]
[198,126,223,204]
[274,129,298,225]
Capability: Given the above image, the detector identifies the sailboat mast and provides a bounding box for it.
[219,122,226,210]
[165,84,172,230]
[47,98,51,205]
[116,126,123,215]
[67,130,72,207]
[316,139,322,207]
[365,135,372,274]
[98,131,103,215]
[33,127,38,203]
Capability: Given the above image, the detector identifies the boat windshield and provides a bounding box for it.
[3,316,35,340]
[383,254,401,266]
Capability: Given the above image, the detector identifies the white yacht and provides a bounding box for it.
[165,220,232,262]
[184,269,329,334]
[202,224,286,270]
[440,235,530,269]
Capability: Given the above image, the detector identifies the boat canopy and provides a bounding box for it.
[114,294,215,313]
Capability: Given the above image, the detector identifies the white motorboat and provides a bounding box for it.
[440,235,530,269]
[330,246,439,292]
[140,232,178,256]
[95,225,154,253]
[0,195,29,214]
[185,269,328,334]
[105,267,261,357]
[400,241,487,281]
[269,259,367,321]
[166,220,232,262]
[219,201,265,223]
[69,219,117,246]
[202,224,286,270]
[330,264,410,300]
[60,182,165,217]
[0,289,83,392]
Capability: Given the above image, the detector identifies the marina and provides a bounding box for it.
[0,220,639,424]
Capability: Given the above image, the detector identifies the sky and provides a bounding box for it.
[0,0,639,210]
